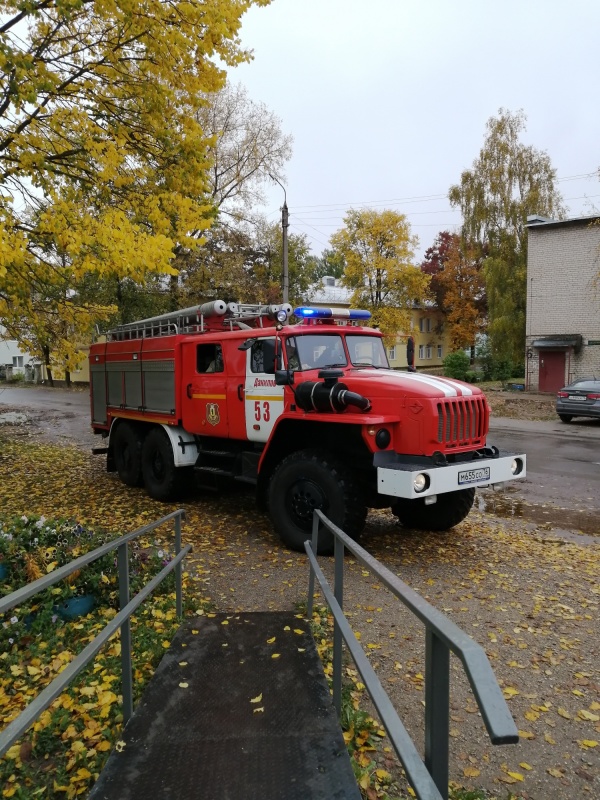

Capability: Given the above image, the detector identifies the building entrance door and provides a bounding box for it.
[538,350,565,392]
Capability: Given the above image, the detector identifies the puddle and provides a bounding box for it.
[0,411,29,425]
[477,492,600,541]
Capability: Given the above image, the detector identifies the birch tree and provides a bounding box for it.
[449,109,564,361]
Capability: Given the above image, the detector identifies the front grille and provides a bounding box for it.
[437,397,487,448]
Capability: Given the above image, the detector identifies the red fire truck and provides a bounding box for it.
[89,302,525,553]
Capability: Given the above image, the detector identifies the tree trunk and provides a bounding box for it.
[42,345,54,387]
[65,369,71,388]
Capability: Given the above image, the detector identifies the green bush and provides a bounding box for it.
[465,370,480,383]
[495,359,513,386]
[443,351,470,380]
[475,339,496,381]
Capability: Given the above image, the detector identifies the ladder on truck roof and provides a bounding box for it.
[105,301,293,341]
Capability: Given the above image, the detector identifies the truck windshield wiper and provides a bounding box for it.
[353,362,382,368]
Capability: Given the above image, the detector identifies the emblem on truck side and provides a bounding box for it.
[206,403,220,426]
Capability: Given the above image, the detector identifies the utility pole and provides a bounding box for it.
[270,175,289,303]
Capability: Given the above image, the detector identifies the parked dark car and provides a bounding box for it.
[556,378,600,422]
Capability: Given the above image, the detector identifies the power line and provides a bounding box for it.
[274,171,599,216]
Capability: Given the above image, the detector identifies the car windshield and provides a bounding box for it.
[285,335,347,370]
[346,335,389,368]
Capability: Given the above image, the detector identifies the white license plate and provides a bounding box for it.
[458,467,490,485]
[568,395,586,402]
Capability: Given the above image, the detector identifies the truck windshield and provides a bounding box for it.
[346,335,389,368]
[285,335,347,370]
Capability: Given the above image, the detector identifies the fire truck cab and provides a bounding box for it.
[90,301,526,553]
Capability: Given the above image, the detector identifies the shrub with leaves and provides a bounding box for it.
[443,351,470,381]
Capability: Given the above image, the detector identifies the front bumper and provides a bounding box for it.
[377,451,526,500]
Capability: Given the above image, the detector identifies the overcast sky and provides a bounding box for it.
[231,0,600,261]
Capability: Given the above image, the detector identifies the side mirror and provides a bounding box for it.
[275,369,294,386]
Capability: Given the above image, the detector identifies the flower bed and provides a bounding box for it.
[0,514,198,799]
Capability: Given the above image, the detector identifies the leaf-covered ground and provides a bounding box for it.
[0,425,599,799]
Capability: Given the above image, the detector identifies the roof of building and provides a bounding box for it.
[307,276,352,307]
[526,213,600,230]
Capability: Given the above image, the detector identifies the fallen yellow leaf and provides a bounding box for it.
[253,707,264,714]
[578,709,600,722]
[578,740,598,749]
[518,730,535,740]
[267,637,276,644]
[463,767,480,777]
[271,653,280,659]
[250,694,262,704]
[547,768,564,778]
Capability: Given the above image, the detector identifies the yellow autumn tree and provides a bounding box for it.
[0,0,270,365]
[330,209,430,338]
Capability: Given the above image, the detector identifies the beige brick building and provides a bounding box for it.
[525,214,600,392]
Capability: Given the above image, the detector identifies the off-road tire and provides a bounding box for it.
[558,414,573,423]
[391,487,476,531]
[268,449,367,555]
[141,427,178,501]
[112,422,144,487]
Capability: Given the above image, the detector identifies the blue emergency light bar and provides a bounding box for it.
[293,306,371,321]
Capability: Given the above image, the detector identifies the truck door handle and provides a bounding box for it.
[187,383,193,399]
[237,384,244,401]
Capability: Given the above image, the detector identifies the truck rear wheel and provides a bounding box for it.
[141,428,179,501]
[391,488,475,531]
[268,449,366,555]
[112,422,143,487]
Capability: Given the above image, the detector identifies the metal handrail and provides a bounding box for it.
[0,510,190,758]
[306,509,518,800]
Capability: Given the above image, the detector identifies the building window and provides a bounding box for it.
[437,345,443,359]
[388,346,396,361]
[419,318,431,333]
[12,356,23,368]
[418,344,424,359]
[426,346,432,359]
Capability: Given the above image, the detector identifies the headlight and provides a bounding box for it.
[511,458,524,475]
[413,473,430,493]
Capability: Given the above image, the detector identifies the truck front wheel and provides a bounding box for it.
[112,422,143,487]
[391,488,476,531]
[268,449,366,555]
